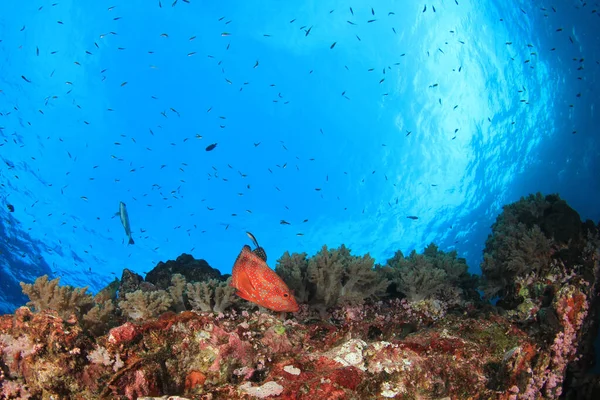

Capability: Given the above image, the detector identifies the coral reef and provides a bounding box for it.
[0,300,548,399]
[0,193,598,399]
[1,285,595,399]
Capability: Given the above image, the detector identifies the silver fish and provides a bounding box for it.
[116,201,134,244]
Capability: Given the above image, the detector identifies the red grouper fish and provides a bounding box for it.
[230,232,299,312]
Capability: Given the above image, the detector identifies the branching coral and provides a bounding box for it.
[19,275,93,320]
[186,281,212,312]
[168,274,187,313]
[19,276,119,335]
[81,279,120,335]
[186,278,237,313]
[118,290,172,321]
[82,300,116,336]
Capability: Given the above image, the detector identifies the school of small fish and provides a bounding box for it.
[0,1,596,268]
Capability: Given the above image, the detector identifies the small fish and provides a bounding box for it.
[280,220,291,225]
[21,75,31,83]
[230,233,299,312]
[7,204,14,212]
[205,143,217,151]
[407,216,419,220]
[116,202,135,244]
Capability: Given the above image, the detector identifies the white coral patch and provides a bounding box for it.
[326,338,368,371]
[283,365,301,375]
[381,382,406,397]
[240,381,284,398]
[87,345,113,366]
[371,341,392,352]
[381,382,399,398]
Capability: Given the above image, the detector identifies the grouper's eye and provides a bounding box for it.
[283,293,289,298]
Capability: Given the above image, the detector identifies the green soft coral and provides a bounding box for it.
[276,244,388,312]
[382,243,473,304]
[481,222,553,299]
[479,192,585,302]
[275,251,311,303]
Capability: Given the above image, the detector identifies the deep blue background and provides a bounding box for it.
[1,0,598,313]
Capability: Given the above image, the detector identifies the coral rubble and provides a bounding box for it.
[0,193,598,399]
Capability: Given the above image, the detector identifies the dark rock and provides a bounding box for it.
[537,307,560,337]
[119,269,145,300]
[145,253,224,289]
[541,197,583,244]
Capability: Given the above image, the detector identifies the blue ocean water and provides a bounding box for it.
[0,0,598,314]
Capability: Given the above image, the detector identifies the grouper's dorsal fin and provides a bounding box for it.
[253,247,267,262]
[246,231,267,261]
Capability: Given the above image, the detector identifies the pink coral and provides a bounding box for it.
[123,368,161,400]
[519,285,589,399]
[108,322,139,345]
